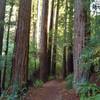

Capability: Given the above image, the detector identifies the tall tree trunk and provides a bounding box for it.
[73,0,88,90]
[32,3,37,70]
[48,0,54,77]
[2,0,14,90]
[0,0,6,95]
[39,0,49,82]
[51,0,60,77]
[36,0,42,71]
[66,0,73,75]
[12,0,32,88]
[36,0,42,52]
[63,0,68,79]
[85,0,90,42]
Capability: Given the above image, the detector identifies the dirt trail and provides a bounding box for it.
[23,80,79,100]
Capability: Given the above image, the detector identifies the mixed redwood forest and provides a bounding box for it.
[0,0,100,100]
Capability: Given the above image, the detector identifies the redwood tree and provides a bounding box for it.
[12,0,32,87]
[39,0,49,81]
[63,0,68,79]
[73,0,88,89]
[66,0,73,75]
[51,0,60,77]
[48,0,55,76]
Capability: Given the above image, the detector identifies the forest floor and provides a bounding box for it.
[23,80,79,100]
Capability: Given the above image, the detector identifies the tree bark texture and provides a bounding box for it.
[73,0,87,88]
[39,0,49,82]
[48,0,55,77]
[12,0,32,87]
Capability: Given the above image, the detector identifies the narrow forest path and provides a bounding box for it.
[23,80,79,100]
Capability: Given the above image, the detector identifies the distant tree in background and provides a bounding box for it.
[0,0,6,95]
[63,0,68,79]
[51,0,60,77]
[48,0,55,77]
[66,0,73,75]
[2,0,14,90]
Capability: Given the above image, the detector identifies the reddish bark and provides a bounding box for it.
[48,0,54,77]
[39,0,49,82]
[12,0,32,87]
[73,0,87,88]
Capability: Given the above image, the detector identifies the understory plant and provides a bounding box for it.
[65,74,73,90]
[79,82,100,100]
[34,80,44,88]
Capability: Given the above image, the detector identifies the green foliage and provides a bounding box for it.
[0,82,29,100]
[80,94,100,100]
[80,15,100,71]
[89,94,100,100]
[80,30,100,71]
[0,91,17,100]
[0,86,20,100]
[34,80,44,88]
[0,55,5,70]
[29,41,39,76]
[65,74,73,90]
[79,82,100,100]
[48,76,55,80]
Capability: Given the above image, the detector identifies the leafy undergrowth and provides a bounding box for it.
[79,82,100,100]
[34,80,44,88]
[0,79,44,100]
[65,74,73,90]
